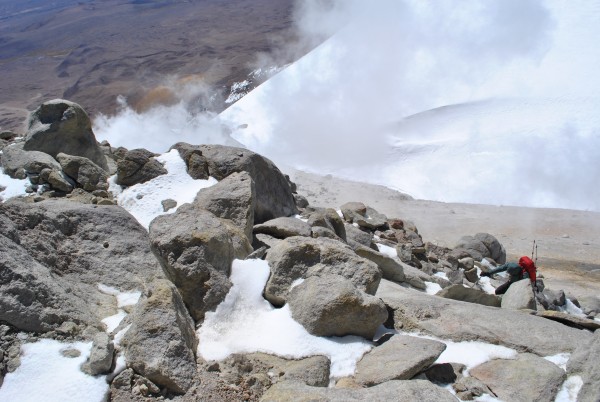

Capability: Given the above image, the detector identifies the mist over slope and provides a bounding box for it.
[96,0,600,211]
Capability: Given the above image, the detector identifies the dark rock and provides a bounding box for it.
[161,199,177,212]
[344,223,374,248]
[253,217,312,239]
[306,208,346,241]
[116,148,167,186]
[288,274,387,339]
[354,335,446,386]
[170,142,209,179]
[311,226,342,240]
[149,204,251,322]
[264,236,381,306]
[24,99,108,170]
[261,379,457,401]
[0,143,60,179]
[194,171,255,241]
[56,153,108,191]
[470,353,565,402]
[293,194,309,208]
[340,202,388,230]
[198,144,297,223]
[122,279,198,394]
[424,363,465,384]
[453,376,494,400]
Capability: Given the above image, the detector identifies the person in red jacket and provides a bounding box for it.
[480,256,537,295]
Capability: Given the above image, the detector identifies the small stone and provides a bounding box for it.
[60,348,81,358]
[161,199,177,212]
[136,193,144,200]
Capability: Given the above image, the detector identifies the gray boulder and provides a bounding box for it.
[354,245,405,283]
[501,279,536,310]
[340,202,388,230]
[0,143,60,179]
[56,153,108,192]
[253,217,312,239]
[288,275,387,339]
[401,264,430,290]
[306,208,346,241]
[193,171,255,241]
[567,330,600,402]
[198,144,297,223]
[24,99,108,170]
[261,379,457,402]
[535,310,600,331]
[344,223,374,248]
[437,284,501,307]
[82,332,114,375]
[354,335,446,386]
[453,376,494,400]
[264,236,381,306]
[149,205,251,322]
[470,353,565,402]
[122,279,198,394]
[453,233,506,264]
[377,279,591,355]
[170,142,209,179]
[311,226,342,240]
[39,168,75,192]
[116,148,167,186]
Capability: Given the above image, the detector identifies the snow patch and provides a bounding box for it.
[0,172,29,202]
[111,149,217,229]
[197,259,373,379]
[434,339,518,375]
[0,339,108,402]
[376,243,397,258]
[424,281,442,295]
[433,272,449,281]
[544,353,570,371]
[558,299,587,318]
[555,375,583,402]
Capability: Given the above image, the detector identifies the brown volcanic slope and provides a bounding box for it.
[0,0,297,132]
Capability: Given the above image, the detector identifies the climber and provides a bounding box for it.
[480,256,537,295]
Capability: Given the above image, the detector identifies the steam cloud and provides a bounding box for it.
[95,0,600,211]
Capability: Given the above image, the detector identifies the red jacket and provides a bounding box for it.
[518,256,537,282]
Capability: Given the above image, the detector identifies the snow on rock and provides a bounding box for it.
[424,281,442,295]
[555,375,583,402]
[433,339,517,375]
[98,283,141,333]
[544,353,570,371]
[110,149,217,229]
[0,171,29,202]
[376,243,398,259]
[197,259,373,379]
[0,339,109,402]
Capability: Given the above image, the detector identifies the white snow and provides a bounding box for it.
[294,214,309,223]
[558,299,587,318]
[101,310,127,334]
[433,272,449,281]
[197,259,373,379]
[97,283,141,333]
[0,172,29,202]
[554,375,583,402]
[476,267,499,295]
[376,243,397,258]
[424,281,442,295]
[544,353,570,371]
[0,339,109,402]
[434,339,517,375]
[111,149,217,229]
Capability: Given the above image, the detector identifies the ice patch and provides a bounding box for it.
[555,375,583,402]
[0,172,29,202]
[424,281,442,295]
[111,149,217,229]
[0,339,108,402]
[376,243,397,258]
[544,353,570,371]
[197,259,373,379]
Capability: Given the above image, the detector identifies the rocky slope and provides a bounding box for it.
[1,100,599,401]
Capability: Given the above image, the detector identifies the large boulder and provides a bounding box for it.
[453,233,506,264]
[567,330,600,402]
[170,142,209,180]
[306,208,346,241]
[23,99,108,170]
[0,143,60,179]
[470,354,565,402]
[344,223,374,248]
[253,217,312,239]
[377,279,591,355]
[122,279,198,394]
[197,144,297,223]
[0,199,163,332]
[260,379,457,402]
[501,279,536,310]
[354,335,446,386]
[149,205,251,322]
[437,284,501,307]
[116,148,167,186]
[264,236,381,306]
[57,153,108,192]
[193,171,255,241]
[288,274,388,339]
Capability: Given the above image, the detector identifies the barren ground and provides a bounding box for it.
[288,169,600,301]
